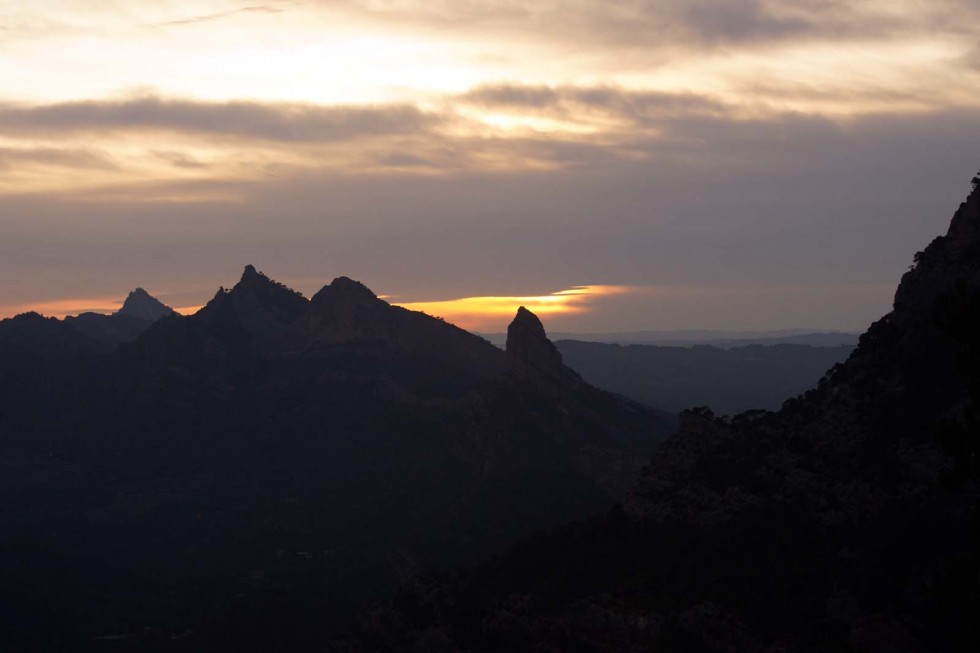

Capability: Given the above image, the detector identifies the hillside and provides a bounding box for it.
[0,270,673,650]
[332,180,980,652]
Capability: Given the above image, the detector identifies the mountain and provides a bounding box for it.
[64,287,177,345]
[333,179,980,652]
[0,268,673,650]
[556,340,855,414]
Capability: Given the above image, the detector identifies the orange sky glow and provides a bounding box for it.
[393,285,632,331]
[2,1,979,330]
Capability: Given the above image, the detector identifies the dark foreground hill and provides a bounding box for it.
[556,340,854,414]
[332,180,980,652]
[0,270,672,650]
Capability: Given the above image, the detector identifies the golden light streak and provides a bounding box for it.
[0,297,122,319]
[0,298,200,320]
[394,285,631,331]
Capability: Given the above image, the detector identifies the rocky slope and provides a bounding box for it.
[333,178,980,653]
[0,269,672,651]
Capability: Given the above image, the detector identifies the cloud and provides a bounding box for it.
[393,285,632,331]
[332,0,976,50]
[0,96,441,142]
[461,84,730,128]
[0,146,117,171]
[2,103,978,330]
[965,45,980,70]
[155,4,289,27]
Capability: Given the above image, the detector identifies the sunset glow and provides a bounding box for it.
[3,1,979,330]
[395,286,631,331]
[2,1,978,197]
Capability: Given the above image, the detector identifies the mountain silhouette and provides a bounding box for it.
[555,340,855,414]
[118,287,177,321]
[334,179,980,652]
[0,270,673,650]
[62,287,177,346]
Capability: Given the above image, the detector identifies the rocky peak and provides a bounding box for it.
[116,288,176,322]
[240,263,261,284]
[311,276,379,306]
[506,306,567,377]
[218,265,308,324]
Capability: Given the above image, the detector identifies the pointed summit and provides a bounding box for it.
[240,264,261,283]
[506,306,567,377]
[116,288,176,322]
[198,266,308,328]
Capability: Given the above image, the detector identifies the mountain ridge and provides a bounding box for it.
[328,177,980,653]
[0,268,675,650]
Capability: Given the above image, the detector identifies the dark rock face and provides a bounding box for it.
[506,306,573,380]
[0,269,674,650]
[334,181,980,653]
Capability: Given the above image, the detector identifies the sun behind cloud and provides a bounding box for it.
[393,285,631,331]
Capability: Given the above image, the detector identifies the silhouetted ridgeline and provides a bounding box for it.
[0,267,673,650]
[331,178,980,652]
[4,177,980,652]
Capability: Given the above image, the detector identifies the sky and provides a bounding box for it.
[2,0,980,332]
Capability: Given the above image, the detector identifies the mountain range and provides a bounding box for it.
[0,266,673,650]
[556,340,855,414]
[329,181,980,651]
[4,179,980,652]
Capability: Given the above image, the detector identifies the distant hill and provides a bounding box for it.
[0,267,673,650]
[556,340,855,414]
[64,287,177,346]
[480,329,860,348]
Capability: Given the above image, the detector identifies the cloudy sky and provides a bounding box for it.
[2,0,979,331]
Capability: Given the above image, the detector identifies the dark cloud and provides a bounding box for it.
[463,83,724,112]
[151,150,211,170]
[0,96,440,142]
[376,153,435,168]
[462,84,729,125]
[334,0,970,50]
[0,146,117,171]
[3,104,979,330]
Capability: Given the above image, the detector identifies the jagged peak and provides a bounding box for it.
[117,288,176,322]
[237,264,269,287]
[511,306,546,337]
[199,266,308,324]
[230,265,305,299]
[506,306,566,376]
